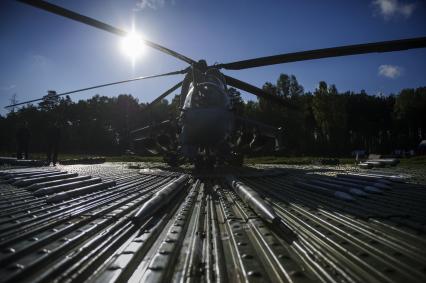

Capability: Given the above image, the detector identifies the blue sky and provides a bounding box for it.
[0,0,425,115]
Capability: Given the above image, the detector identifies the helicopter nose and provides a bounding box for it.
[180,108,232,146]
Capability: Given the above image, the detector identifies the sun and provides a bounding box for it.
[121,31,145,61]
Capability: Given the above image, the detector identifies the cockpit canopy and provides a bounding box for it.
[183,68,230,109]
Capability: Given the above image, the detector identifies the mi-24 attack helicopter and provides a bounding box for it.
[8,0,426,168]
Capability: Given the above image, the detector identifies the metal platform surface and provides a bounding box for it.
[0,163,425,283]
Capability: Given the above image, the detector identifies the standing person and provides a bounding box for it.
[47,122,61,165]
[16,121,30,159]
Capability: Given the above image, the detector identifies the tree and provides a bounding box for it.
[394,87,426,149]
[1,73,425,158]
[8,93,18,113]
[312,82,347,155]
[38,90,61,112]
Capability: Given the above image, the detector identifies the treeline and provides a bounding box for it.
[248,75,425,156]
[0,73,425,157]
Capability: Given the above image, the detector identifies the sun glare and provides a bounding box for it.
[121,31,145,61]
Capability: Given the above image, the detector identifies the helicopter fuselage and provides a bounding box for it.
[132,66,283,168]
[179,69,235,163]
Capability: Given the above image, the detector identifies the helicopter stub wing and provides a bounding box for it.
[131,120,172,138]
[132,120,176,154]
[236,116,282,140]
[236,116,284,152]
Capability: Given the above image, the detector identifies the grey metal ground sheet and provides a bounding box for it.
[0,163,425,283]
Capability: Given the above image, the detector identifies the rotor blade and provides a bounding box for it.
[147,81,183,108]
[217,36,426,70]
[225,75,288,106]
[5,70,186,109]
[17,0,195,65]
[131,120,171,135]
[131,82,182,135]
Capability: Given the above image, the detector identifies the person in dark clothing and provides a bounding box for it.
[16,122,30,159]
[46,122,61,165]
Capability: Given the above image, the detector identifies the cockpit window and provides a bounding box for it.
[183,83,229,109]
[205,69,225,89]
[183,85,195,109]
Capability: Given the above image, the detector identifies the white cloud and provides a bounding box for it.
[31,54,49,66]
[372,0,416,19]
[0,84,16,91]
[378,64,403,78]
[134,0,175,11]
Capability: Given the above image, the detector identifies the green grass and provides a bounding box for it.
[103,155,163,163]
[245,155,425,167]
[399,155,426,168]
[244,156,355,165]
[2,151,424,169]
[0,152,163,163]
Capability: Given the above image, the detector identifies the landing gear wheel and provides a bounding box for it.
[194,156,204,171]
[194,156,214,171]
[164,153,179,168]
[229,153,244,167]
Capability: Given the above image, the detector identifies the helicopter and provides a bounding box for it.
[129,60,285,168]
[7,0,426,168]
